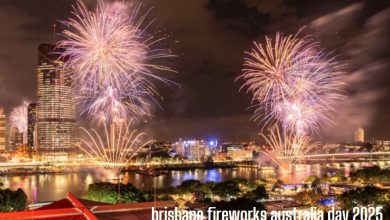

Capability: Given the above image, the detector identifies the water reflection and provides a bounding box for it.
[0,164,380,203]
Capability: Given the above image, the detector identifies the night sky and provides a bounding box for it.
[0,0,389,142]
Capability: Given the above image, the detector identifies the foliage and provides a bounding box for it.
[349,166,390,183]
[213,180,240,200]
[327,172,348,184]
[175,179,203,194]
[245,185,268,201]
[119,183,148,203]
[165,179,269,204]
[231,178,256,194]
[340,186,390,210]
[170,180,216,201]
[0,188,27,212]
[83,182,147,204]
[84,179,269,207]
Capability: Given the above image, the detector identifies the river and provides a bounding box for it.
[0,164,359,203]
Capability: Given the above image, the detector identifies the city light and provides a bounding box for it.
[0,0,388,217]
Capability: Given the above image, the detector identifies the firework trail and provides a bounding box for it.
[10,100,29,143]
[58,0,174,123]
[260,126,318,171]
[78,120,151,178]
[239,32,345,134]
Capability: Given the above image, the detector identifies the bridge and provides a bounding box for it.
[0,151,389,171]
[287,151,390,168]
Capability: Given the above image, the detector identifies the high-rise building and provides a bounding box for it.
[174,139,211,160]
[9,127,26,150]
[37,44,76,160]
[354,127,364,142]
[27,103,37,155]
[14,131,24,147]
[0,108,6,151]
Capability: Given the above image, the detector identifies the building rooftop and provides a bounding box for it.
[0,193,176,220]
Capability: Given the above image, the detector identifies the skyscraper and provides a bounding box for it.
[27,103,37,155]
[354,127,365,143]
[14,130,24,147]
[37,44,76,160]
[0,108,6,151]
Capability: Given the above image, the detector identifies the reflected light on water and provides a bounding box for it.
[205,169,221,182]
[0,164,374,203]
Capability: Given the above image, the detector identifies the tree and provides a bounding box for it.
[340,186,389,210]
[176,179,202,193]
[213,181,240,200]
[0,188,27,212]
[83,182,147,204]
[119,183,148,203]
[83,182,118,203]
[232,178,256,193]
[350,166,389,183]
[245,185,268,201]
[193,191,207,203]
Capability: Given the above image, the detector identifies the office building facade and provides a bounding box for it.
[37,44,76,160]
[174,139,211,160]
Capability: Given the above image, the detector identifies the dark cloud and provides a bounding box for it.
[0,5,43,107]
[312,3,390,140]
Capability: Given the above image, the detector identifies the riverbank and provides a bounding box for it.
[125,160,254,171]
[0,160,255,176]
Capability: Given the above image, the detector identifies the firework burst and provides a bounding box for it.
[239,31,346,171]
[59,0,174,123]
[77,83,152,124]
[239,32,345,134]
[78,120,151,178]
[10,100,29,142]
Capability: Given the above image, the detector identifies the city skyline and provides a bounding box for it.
[0,1,388,216]
[0,0,389,142]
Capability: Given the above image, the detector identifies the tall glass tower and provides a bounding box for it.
[37,44,76,160]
